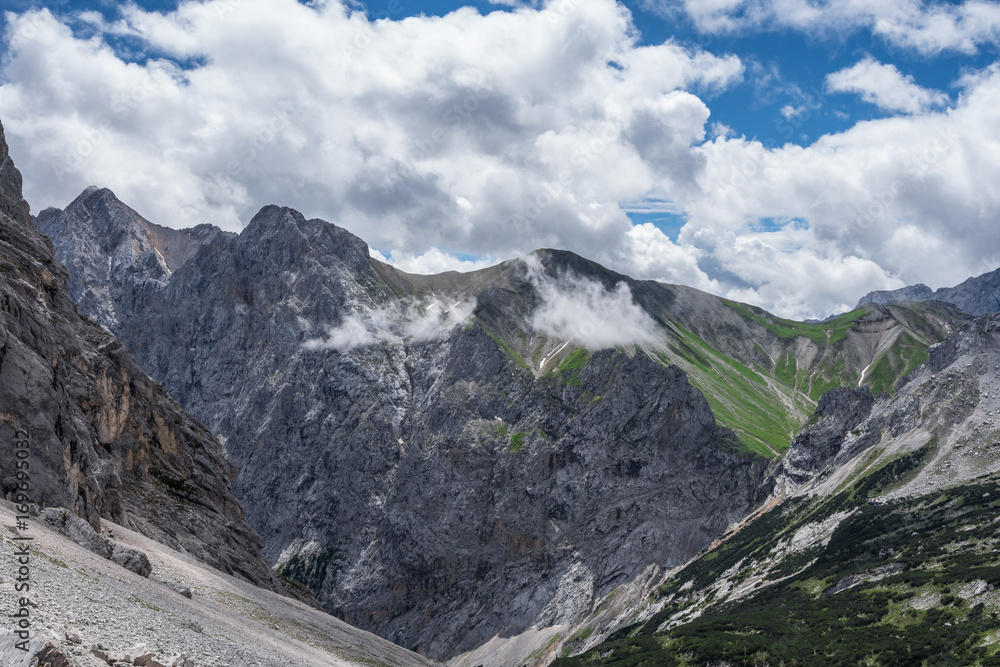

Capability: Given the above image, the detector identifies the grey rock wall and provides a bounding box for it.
[0,118,285,594]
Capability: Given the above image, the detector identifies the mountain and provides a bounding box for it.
[553,312,1000,665]
[0,121,280,589]
[39,198,774,659]
[0,119,437,667]
[37,187,969,661]
[856,267,1000,315]
[34,187,231,332]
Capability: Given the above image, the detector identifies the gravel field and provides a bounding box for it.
[0,500,438,667]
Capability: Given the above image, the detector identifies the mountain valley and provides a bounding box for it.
[2,111,999,666]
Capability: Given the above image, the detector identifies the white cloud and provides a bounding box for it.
[524,256,661,349]
[303,298,477,351]
[650,0,1000,55]
[2,1,1000,322]
[378,247,505,274]
[826,57,949,114]
[780,104,806,118]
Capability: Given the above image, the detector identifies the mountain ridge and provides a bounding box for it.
[856,267,1000,316]
[36,184,975,661]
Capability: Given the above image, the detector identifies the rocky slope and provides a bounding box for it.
[0,499,438,667]
[556,312,1000,665]
[37,186,969,661]
[0,119,282,591]
[856,267,1000,315]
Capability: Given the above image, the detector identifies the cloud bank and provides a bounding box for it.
[1,0,999,321]
[303,299,476,351]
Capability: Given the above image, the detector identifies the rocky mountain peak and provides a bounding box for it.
[0,117,291,594]
[0,119,31,228]
[242,203,373,273]
[856,270,1000,316]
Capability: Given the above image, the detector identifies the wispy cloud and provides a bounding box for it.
[303,298,476,352]
[648,0,1000,55]
[523,256,661,350]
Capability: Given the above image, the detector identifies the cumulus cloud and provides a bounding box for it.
[303,298,476,351]
[523,256,661,349]
[0,0,740,245]
[648,0,1000,55]
[826,57,949,114]
[2,0,1000,321]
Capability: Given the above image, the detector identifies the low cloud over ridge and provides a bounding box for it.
[524,256,661,350]
[303,299,476,352]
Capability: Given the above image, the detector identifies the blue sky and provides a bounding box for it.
[1,0,999,318]
[6,0,990,147]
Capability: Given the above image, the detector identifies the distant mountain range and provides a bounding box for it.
[857,268,1000,315]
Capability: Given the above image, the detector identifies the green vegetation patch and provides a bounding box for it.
[724,300,871,347]
[557,347,591,386]
[557,448,1000,667]
[775,352,797,387]
[662,324,807,457]
[478,322,531,371]
[510,431,527,452]
[149,466,198,499]
[865,333,931,395]
[276,544,343,594]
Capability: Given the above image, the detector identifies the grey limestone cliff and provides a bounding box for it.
[35,187,231,331]
[0,119,285,592]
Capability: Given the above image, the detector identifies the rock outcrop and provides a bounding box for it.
[779,386,877,484]
[39,507,153,577]
[0,118,283,592]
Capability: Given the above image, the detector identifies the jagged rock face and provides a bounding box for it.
[35,188,231,331]
[38,199,774,658]
[0,119,282,592]
[778,312,998,495]
[779,387,876,484]
[857,269,1000,315]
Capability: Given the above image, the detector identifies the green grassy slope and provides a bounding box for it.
[471,301,960,458]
